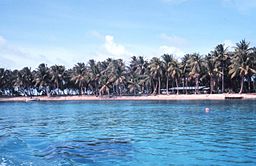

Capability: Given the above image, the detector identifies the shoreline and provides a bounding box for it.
[0,94,256,102]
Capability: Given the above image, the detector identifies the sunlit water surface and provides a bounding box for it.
[0,100,255,165]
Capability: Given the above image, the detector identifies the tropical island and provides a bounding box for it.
[0,40,256,101]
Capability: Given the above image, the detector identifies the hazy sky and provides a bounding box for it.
[1,0,256,69]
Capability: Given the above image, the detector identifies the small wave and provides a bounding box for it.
[35,138,133,164]
[0,158,7,166]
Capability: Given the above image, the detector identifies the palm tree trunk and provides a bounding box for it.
[166,76,169,95]
[80,87,83,95]
[183,77,185,94]
[213,76,216,93]
[210,76,213,94]
[153,81,157,94]
[175,78,179,94]
[107,88,110,97]
[195,75,199,94]
[119,84,122,96]
[185,77,188,94]
[222,66,224,93]
[158,77,161,95]
[57,82,59,94]
[239,75,244,94]
[253,79,255,93]
[142,83,145,94]
[96,83,99,96]
[248,76,251,93]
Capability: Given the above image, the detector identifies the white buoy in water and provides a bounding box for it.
[205,107,210,113]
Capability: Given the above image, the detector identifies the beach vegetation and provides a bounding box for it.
[0,40,256,97]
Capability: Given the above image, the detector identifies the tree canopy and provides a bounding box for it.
[1,40,256,97]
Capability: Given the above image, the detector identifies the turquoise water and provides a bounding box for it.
[0,100,255,165]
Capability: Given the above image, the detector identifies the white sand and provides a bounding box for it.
[0,94,255,102]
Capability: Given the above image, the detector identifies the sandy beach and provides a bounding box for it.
[0,94,256,102]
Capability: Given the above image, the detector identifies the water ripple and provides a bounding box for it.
[0,100,255,165]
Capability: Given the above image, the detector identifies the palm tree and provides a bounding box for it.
[229,40,256,94]
[203,54,221,94]
[130,56,148,93]
[213,44,229,93]
[187,53,203,94]
[1,39,256,97]
[88,59,101,95]
[251,48,256,92]
[99,75,111,96]
[2,69,14,96]
[0,68,8,95]
[34,63,50,95]
[162,54,174,95]
[13,67,33,96]
[107,59,127,96]
[0,68,13,95]
[149,57,164,95]
[70,63,88,95]
[127,72,141,95]
[181,54,192,94]
[49,65,66,95]
[168,58,182,94]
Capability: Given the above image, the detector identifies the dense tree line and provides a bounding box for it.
[0,40,256,97]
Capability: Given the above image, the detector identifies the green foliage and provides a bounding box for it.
[0,40,256,96]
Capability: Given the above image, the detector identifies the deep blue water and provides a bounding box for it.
[0,100,256,166]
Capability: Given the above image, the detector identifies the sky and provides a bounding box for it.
[1,0,256,69]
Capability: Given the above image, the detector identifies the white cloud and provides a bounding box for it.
[159,45,185,58]
[222,0,256,12]
[0,36,6,46]
[0,36,34,69]
[160,33,187,47]
[89,30,104,40]
[20,47,81,68]
[158,33,187,59]
[0,35,83,69]
[92,35,136,62]
[0,33,138,69]
[104,35,126,56]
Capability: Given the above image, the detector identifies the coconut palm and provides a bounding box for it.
[0,68,7,95]
[34,63,50,95]
[181,54,192,94]
[213,44,229,93]
[168,58,182,94]
[13,67,33,96]
[162,54,174,95]
[88,59,101,95]
[99,75,111,96]
[127,72,141,95]
[49,65,66,95]
[203,54,221,94]
[130,56,146,75]
[130,56,148,93]
[0,68,13,95]
[187,53,203,94]
[70,63,89,95]
[229,40,256,94]
[1,39,256,97]
[107,59,127,96]
[149,57,164,95]
[251,48,256,92]
[2,69,14,96]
